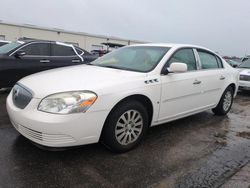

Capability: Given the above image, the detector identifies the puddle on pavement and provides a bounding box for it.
[172,92,250,188]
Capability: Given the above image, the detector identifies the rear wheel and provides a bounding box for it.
[212,86,234,116]
[102,100,149,153]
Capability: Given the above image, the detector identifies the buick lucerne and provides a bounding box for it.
[7,44,239,152]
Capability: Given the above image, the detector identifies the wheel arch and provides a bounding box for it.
[100,94,154,140]
[227,83,237,96]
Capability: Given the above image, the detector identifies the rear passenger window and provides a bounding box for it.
[76,48,83,55]
[52,44,76,56]
[167,48,197,71]
[197,50,220,69]
[21,43,50,56]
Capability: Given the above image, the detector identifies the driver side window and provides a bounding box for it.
[20,43,50,56]
[167,48,197,71]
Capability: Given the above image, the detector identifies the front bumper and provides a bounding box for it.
[239,80,250,90]
[6,92,109,147]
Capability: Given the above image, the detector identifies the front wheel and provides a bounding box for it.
[102,100,149,153]
[212,86,234,116]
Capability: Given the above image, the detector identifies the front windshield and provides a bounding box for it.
[239,59,250,68]
[0,42,22,54]
[91,46,170,72]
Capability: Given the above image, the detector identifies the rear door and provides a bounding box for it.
[195,49,226,107]
[49,43,82,68]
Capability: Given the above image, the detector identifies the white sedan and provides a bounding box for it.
[7,44,239,152]
[237,59,250,90]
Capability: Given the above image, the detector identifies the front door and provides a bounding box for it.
[158,48,204,122]
[0,42,51,87]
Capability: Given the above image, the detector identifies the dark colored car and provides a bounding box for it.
[0,40,10,47]
[0,40,97,88]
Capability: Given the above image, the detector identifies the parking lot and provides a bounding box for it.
[0,90,249,187]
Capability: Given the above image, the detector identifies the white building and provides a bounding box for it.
[0,21,145,52]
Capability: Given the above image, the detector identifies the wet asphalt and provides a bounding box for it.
[0,90,249,188]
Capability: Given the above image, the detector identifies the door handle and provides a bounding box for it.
[220,76,226,80]
[193,80,202,85]
[72,59,81,63]
[40,59,50,63]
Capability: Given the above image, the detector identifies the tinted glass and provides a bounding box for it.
[52,44,75,56]
[21,43,50,56]
[0,42,22,54]
[198,50,219,69]
[75,47,89,55]
[91,46,170,72]
[76,48,83,55]
[168,48,197,71]
[0,42,7,47]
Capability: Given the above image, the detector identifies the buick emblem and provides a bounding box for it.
[13,89,20,101]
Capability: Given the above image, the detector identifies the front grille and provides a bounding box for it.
[13,122,75,144]
[12,84,33,109]
[240,75,250,81]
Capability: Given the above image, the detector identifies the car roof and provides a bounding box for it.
[130,43,214,52]
[18,39,55,43]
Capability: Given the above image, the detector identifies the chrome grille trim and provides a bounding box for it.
[13,122,75,144]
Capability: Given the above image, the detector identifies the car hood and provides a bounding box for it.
[18,65,146,98]
[237,68,250,75]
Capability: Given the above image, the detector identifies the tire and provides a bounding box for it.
[102,100,149,153]
[212,86,234,116]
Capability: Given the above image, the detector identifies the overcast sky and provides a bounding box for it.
[0,0,249,56]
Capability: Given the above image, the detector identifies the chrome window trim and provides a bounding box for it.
[51,43,83,61]
[9,41,51,57]
[9,41,83,60]
[195,48,225,70]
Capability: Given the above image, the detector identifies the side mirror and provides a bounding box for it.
[14,50,26,58]
[169,62,188,73]
[232,64,238,68]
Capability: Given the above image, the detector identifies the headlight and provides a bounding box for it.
[38,91,97,114]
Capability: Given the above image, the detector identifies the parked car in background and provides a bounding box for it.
[0,39,97,88]
[7,43,239,152]
[90,42,125,57]
[241,56,250,62]
[0,40,11,47]
[225,59,241,68]
[238,59,250,90]
[91,49,109,57]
